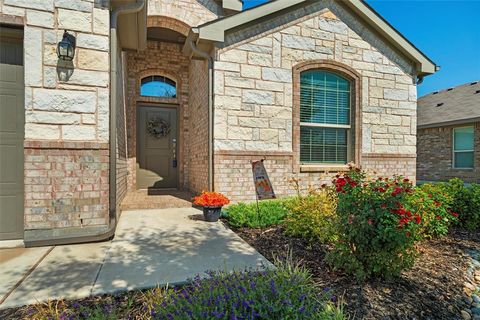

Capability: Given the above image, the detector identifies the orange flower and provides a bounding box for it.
[193,192,230,207]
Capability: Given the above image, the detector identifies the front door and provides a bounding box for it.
[136,105,178,189]
[0,26,24,240]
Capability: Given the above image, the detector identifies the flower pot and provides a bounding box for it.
[203,206,222,222]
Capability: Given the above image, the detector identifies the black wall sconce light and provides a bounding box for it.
[57,30,76,61]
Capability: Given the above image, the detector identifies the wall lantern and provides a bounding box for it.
[57,30,76,61]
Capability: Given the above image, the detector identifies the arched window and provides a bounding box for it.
[140,75,176,98]
[300,70,352,164]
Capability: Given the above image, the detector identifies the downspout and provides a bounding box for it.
[23,1,146,247]
[189,40,215,191]
[109,0,146,223]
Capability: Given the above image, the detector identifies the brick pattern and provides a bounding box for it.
[24,141,109,230]
[215,151,417,202]
[187,59,210,194]
[125,40,190,190]
[417,123,480,183]
[147,0,221,27]
[147,15,190,36]
[116,48,128,209]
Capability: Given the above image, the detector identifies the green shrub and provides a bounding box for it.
[405,183,456,237]
[284,187,338,243]
[222,199,288,228]
[443,178,480,229]
[326,165,421,281]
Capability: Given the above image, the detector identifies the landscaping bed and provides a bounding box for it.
[231,224,480,320]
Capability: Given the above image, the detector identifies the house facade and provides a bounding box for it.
[417,81,480,183]
[0,0,436,246]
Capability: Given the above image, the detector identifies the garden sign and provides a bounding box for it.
[251,160,276,200]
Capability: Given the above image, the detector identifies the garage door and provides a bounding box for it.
[0,26,24,240]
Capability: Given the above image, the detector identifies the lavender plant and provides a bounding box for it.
[150,266,342,320]
[22,263,343,320]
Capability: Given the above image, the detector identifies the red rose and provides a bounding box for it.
[414,214,421,224]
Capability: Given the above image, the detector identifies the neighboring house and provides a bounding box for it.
[0,0,437,246]
[417,81,480,183]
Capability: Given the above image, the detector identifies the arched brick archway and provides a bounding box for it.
[125,16,192,192]
[147,16,191,37]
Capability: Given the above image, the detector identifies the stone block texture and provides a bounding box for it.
[147,0,221,27]
[213,1,418,201]
[1,1,112,232]
[417,123,480,183]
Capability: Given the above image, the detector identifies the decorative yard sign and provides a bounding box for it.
[251,160,276,200]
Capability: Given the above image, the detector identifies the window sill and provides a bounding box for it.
[300,164,349,173]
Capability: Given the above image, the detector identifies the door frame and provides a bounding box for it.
[135,102,181,190]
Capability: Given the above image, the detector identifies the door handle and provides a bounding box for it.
[172,138,177,168]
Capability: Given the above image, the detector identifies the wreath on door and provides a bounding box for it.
[146,117,171,138]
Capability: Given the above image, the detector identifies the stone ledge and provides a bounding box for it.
[300,164,349,173]
[24,140,109,150]
[0,13,24,25]
[363,153,416,159]
[215,150,293,157]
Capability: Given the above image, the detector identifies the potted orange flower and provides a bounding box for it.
[193,191,230,222]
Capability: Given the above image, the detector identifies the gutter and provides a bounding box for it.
[24,1,146,247]
[107,0,146,227]
[188,40,215,191]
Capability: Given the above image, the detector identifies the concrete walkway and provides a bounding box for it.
[0,208,271,310]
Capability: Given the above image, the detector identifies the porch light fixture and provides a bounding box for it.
[57,30,76,61]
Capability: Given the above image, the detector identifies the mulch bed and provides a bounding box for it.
[231,225,480,320]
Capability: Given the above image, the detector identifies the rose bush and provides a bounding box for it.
[405,183,457,237]
[326,165,421,281]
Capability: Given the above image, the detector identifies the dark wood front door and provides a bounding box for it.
[136,105,178,189]
[0,26,24,240]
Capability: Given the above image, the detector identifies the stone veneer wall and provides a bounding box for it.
[0,0,112,231]
[125,40,190,190]
[147,0,221,27]
[417,122,480,183]
[212,1,418,201]
[187,59,210,194]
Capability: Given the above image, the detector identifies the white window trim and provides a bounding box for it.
[452,126,475,169]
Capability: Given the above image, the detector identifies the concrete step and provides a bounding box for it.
[120,190,193,211]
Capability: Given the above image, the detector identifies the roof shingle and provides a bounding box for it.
[417,81,480,128]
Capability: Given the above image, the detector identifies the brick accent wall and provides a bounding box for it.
[125,40,190,190]
[215,151,416,202]
[24,141,109,230]
[187,59,210,194]
[116,46,128,210]
[417,123,480,183]
[212,2,418,201]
